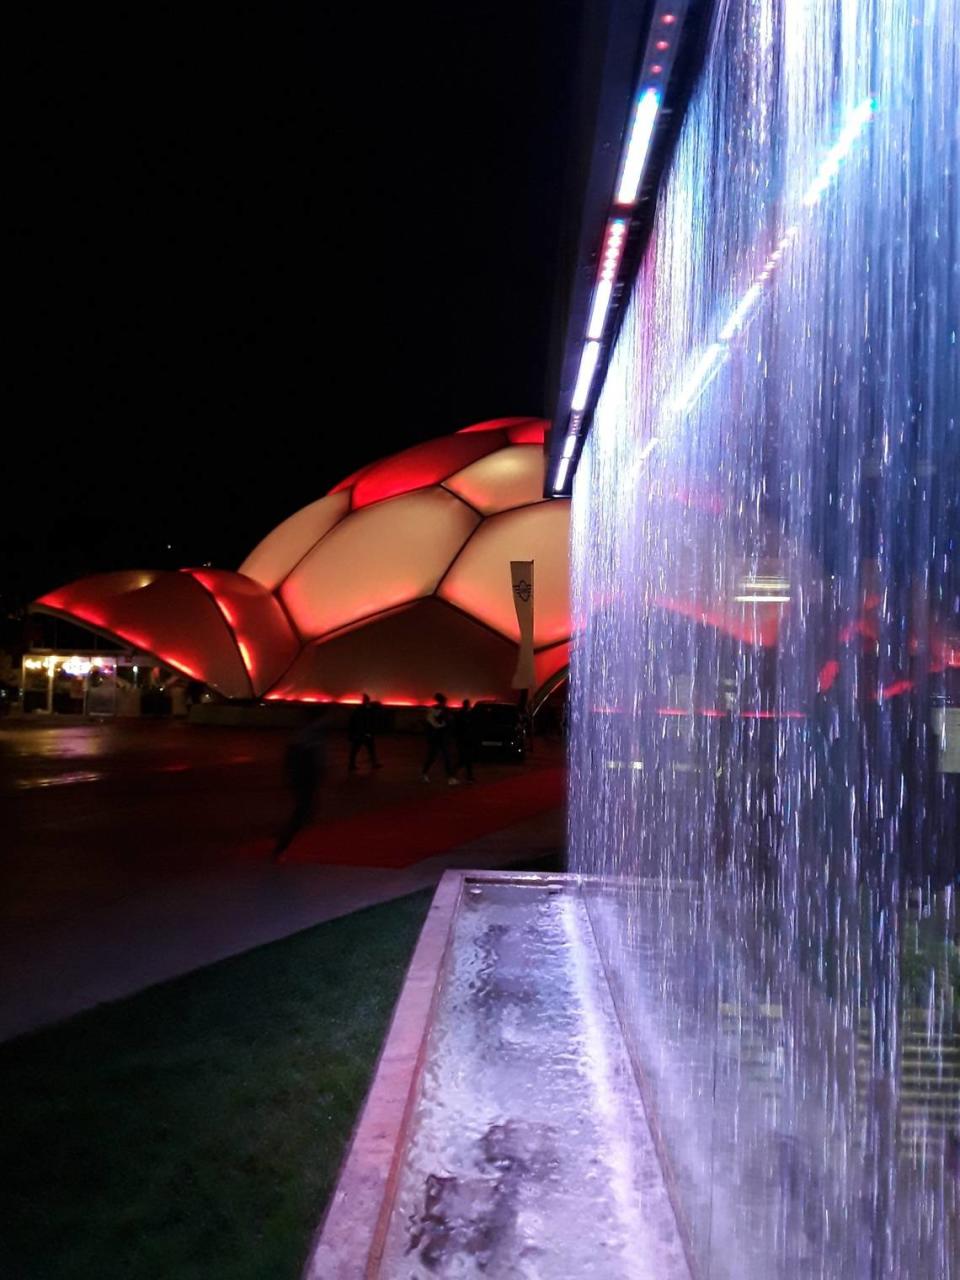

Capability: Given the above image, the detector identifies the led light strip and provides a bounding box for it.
[615,89,662,206]
[552,5,690,494]
[586,219,628,340]
[571,341,602,412]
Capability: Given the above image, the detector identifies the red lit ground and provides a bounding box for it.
[0,720,564,1042]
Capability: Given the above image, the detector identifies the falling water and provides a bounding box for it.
[569,0,959,1276]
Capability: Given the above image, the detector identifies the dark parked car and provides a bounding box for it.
[471,701,529,762]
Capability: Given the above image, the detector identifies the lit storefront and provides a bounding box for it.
[21,651,147,716]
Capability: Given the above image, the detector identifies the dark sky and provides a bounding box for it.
[8,1,584,611]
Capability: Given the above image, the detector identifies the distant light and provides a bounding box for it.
[562,434,578,459]
[554,456,572,492]
[735,595,792,604]
[661,12,677,23]
[571,340,602,412]
[63,656,93,677]
[615,89,661,205]
[655,39,670,50]
[651,64,663,75]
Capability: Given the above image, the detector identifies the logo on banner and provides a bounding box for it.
[510,560,535,691]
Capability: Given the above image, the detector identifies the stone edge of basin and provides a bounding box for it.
[301,869,573,1279]
[303,868,698,1279]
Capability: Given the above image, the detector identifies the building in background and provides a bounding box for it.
[29,418,571,711]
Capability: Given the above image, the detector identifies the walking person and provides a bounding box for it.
[272,714,327,861]
[348,692,381,772]
[454,698,477,782]
[422,692,458,785]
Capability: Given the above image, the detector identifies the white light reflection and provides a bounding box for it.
[669,97,876,417]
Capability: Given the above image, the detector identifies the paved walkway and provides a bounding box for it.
[0,720,565,1041]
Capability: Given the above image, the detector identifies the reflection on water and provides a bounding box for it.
[14,771,105,789]
[380,882,691,1279]
[569,0,958,1274]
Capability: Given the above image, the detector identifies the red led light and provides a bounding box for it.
[817,659,840,693]
[878,678,913,701]
[651,64,663,74]
[661,12,676,23]
[655,39,670,50]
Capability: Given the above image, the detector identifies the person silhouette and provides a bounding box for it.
[422,692,458,784]
[272,713,327,860]
[348,693,381,772]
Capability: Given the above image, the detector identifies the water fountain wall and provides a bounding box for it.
[568,1,959,1276]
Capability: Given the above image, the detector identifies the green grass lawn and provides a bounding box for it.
[0,890,432,1280]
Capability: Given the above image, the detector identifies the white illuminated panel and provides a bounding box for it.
[615,89,661,206]
[586,279,614,342]
[571,341,602,412]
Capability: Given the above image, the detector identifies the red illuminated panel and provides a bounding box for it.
[37,571,252,696]
[350,434,505,510]
[506,420,548,444]
[457,416,543,436]
[445,446,546,514]
[266,598,517,705]
[39,569,162,617]
[182,568,299,695]
[239,491,350,590]
[280,487,480,640]
[438,500,572,648]
[329,462,374,495]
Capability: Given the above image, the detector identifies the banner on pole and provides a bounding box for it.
[510,560,535,690]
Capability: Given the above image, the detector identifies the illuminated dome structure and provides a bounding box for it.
[34,418,572,706]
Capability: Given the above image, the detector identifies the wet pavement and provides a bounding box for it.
[0,719,564,1042]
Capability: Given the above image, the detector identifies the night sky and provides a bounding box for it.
[7,2,583,614]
